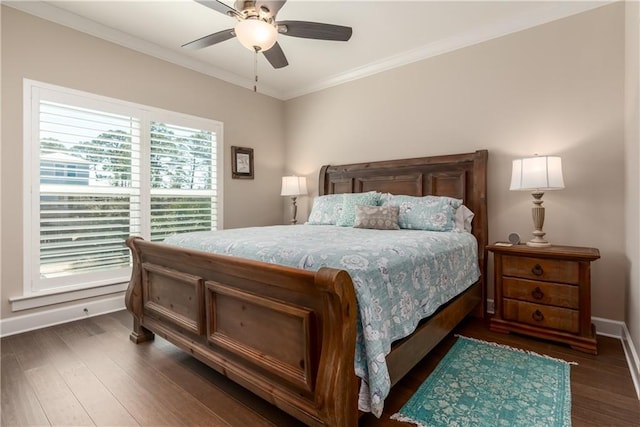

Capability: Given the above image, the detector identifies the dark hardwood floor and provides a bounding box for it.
[2,310,638,426]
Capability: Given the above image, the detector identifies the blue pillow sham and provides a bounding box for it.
[306,194,344,225]
[382,194,462,231]
[336,192,382,227]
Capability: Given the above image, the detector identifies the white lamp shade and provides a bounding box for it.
[234,19,278,52]
[281,176,308,196]
[510,156,565,191]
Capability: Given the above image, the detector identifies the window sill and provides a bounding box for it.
[9,282,129,312]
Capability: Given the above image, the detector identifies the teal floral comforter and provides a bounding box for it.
[164,225,480,417]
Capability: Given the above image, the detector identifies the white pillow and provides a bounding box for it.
[454,205,474,232]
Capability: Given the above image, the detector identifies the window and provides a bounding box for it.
[24,80,223,295]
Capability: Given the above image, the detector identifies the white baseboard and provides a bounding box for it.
[622,323,640,399]
[592,317,640,399]
[591,316,625,338]
[0,293,125,338]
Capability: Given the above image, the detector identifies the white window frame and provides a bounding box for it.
[17,79,224,309]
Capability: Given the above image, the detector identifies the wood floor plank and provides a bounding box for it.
[94,313,287,427]
[571,382,640,425]
[175,348,307,427]
[1,334,15,357]
[5,330,49,371]
[23,365,94,426]
[101,312,305,427]
[1,353,50,427]
[572,364,638,396]
[51,318,96,340]
[58,330,187,426]
[8,329,94,426]
[143,340,290,427]
[58,363,140,427]
[82,317,231,427]
[111,308,136,330]
[572,399,640,427]
[32,328,139,427]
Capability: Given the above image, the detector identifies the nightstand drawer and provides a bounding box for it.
[503,299,579,333]
[502,255,579,284]
[503,278,579,309]
[489,243,599,353]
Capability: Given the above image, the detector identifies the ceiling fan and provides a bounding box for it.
[182,0,353,69]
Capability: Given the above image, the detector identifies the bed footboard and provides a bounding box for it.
[125,237,358,426]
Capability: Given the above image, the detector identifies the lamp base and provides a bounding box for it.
[526,239,551,248]
[527,192,551,247]
[290,196,298,225]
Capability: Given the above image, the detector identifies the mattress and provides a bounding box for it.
[164,224,480,416]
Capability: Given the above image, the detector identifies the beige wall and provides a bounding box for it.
[625,0,640,365]
[1,7,285,319]
[284,4,626,320]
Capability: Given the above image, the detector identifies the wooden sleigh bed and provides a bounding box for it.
[124,149,488,426]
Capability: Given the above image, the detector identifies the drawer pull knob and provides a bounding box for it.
[531,264,544,276]
[532,310,545,322]
[531,287,544,300]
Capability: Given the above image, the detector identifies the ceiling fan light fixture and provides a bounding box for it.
[234,18,277,52]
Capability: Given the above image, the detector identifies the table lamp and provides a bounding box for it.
[281,176,307,224]
[510,156,564,247]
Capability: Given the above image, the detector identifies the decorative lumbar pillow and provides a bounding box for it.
[354,205,400,230]
[384,195,462,231]
[336,192,382,227]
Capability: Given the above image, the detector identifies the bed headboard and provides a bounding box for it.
[319,149,488,297]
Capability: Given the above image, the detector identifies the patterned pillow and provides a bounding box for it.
[306,194,344,225]
[384,195,462,231]
[354,205,400,230]
[336,192,382,227]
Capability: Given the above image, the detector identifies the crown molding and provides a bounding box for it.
[5,1,612,101]
[4,1,281,99]
[281,1,612,100]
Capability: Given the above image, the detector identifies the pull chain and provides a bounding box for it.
[253,47,259,92]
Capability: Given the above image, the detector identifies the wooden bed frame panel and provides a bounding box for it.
[125,149,488,426]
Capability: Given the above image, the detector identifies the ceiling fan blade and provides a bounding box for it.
[182,28,236,49]
[263,42,288,69]
[255,0,287,17]
[277,21,352,41]
[194,0,240,18]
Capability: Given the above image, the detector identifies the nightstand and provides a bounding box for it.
[487,243,600,354]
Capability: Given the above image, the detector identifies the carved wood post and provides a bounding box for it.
[125,237,154,343]
[314,268,358,426]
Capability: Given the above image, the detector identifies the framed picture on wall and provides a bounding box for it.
[231,146,254,179]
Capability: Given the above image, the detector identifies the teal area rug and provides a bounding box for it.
[391,336,575,427]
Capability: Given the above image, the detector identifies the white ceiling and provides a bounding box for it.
[7,1,609,100]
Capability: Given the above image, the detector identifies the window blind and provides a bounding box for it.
[39,101,140,279]
[26,82,222,294]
